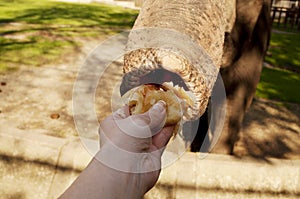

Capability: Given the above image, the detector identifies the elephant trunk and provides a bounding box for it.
[121,0,226,120]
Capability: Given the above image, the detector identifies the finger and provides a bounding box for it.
[99,105,129,138]
[112,105,130,120]
[147,100,167,135]
[152,126,174,150]
[128,100,167,138]
[113,101,167,139]
[116,114,152,139]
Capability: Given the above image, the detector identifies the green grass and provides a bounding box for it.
[256,66,300,104]
[271,21,300,33]
[261,28,300,104]
[265,31,300,70]
[0,0,138,72]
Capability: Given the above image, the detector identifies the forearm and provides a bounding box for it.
[60,154,145,199]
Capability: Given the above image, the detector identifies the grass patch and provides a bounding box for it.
[265,31,300,70]
[256,66,300,104]
[0,0,138,72]
[271,22,300,33]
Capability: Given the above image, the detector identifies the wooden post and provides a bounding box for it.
[278,7,283,26]
[272,7,277,23]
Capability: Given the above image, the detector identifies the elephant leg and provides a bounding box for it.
[214,0,271,154]
[192,0,271,154]
[216,58,263,154]
[215,45,267,153]
[190,109,209,152]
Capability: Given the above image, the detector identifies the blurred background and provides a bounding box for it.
[0,0,299,198]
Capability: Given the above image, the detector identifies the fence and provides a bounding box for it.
[271,3,300,30]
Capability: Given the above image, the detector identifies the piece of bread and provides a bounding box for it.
[122,82,196,127]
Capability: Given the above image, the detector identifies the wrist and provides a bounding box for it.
[92,154,146,199]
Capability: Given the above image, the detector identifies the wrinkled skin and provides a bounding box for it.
[124,0,272,154]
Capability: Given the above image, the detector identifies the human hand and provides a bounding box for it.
[60,101,174,199]
[97,100,174,195]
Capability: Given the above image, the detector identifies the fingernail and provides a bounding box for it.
[152,100,166,112]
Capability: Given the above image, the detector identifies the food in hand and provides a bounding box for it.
[122,82,196,131]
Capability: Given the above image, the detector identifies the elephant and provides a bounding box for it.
[120,0,272,154]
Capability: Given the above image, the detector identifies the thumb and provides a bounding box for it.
[113,101,167,139]
[147,100,167,135]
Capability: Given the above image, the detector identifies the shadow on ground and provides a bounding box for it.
[235,98,300,160]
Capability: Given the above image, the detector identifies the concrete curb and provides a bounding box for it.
[0,126,92,171]
[147,153,300,198]
[1,127,299,197]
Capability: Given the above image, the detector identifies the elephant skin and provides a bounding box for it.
[122,0,272,154]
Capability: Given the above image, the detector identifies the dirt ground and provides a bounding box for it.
[0,39,299,160]
[235,98,300,159]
